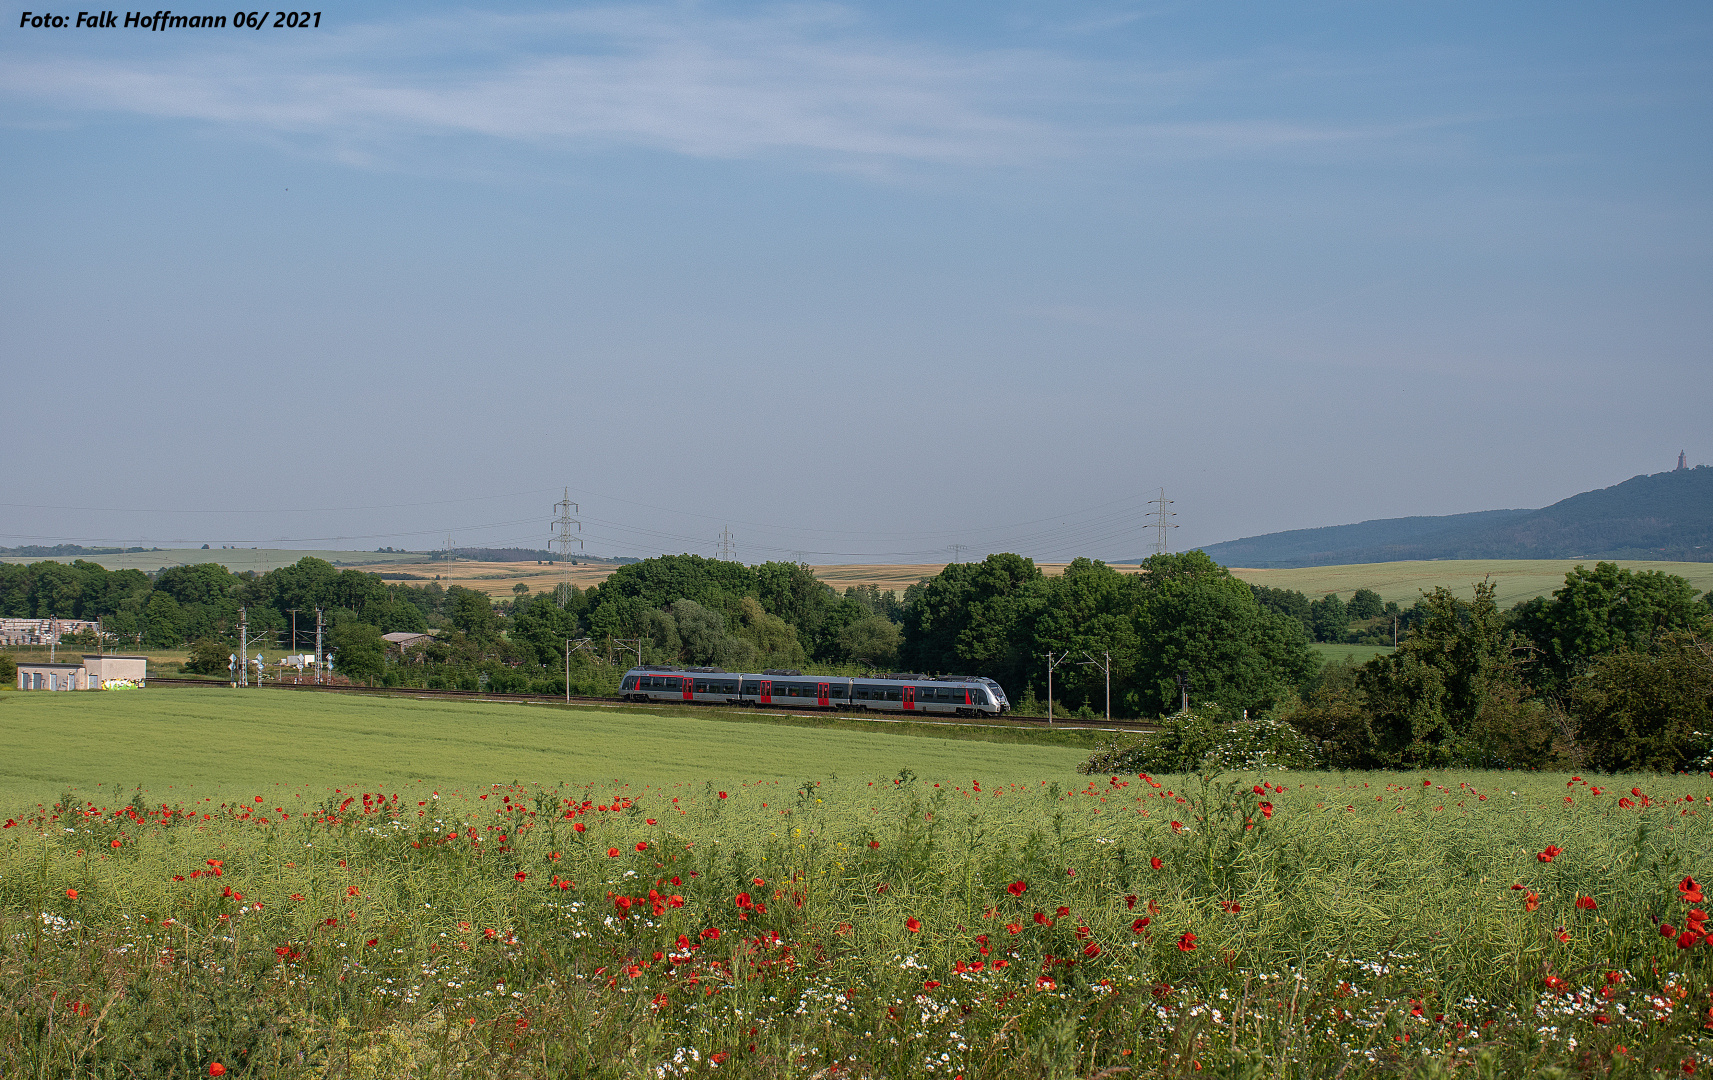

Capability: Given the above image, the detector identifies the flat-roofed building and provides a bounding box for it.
[16,654,147,690]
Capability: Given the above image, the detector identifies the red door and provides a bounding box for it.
[760,679,772,705]
[817,681,830,707]
[903,685,915,711]
[682,677,694,702]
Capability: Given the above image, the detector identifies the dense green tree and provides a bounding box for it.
[1129,552,1319,717]
[0,654,15,686]
[1251,586,1312,637]
[331,622,386,682]
[1513,562,1711,698]
[142,593,186,649]
[507,592,585,667]
[1308,593,1349,643]
[1573,634,1713,772]
[185,638,232,676]
[1353,582,1553,768]
[838,615,902,668]
[449,587,499,642]
[1347,588,1385,622]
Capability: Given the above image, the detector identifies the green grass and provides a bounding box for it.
[1229,558,1713,607]
[0,688,1094,808]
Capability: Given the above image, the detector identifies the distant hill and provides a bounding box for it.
[1199,466,1713,568]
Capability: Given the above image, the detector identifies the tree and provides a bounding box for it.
[1308,593,1348,643]
[838,615,902,668]
[331,623,386,682]
[0,654,15,687]
[449,588,498,642]
[143,593,186,648]
[1514,562,1711,699]
[1251,586,1312,637]
[1572,634,1713,772]
[1347,588,1384,622]
[1354,581,1552,768]
[185,639,232,676]
[1129,552,1319,717]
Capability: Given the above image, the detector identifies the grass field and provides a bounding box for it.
[0,688,1095,809]
[1,688,1709,1077]
[1226,558,1713,607]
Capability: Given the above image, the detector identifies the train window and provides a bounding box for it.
[887,689,901,701]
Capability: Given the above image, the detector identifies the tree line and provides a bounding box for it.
[6,551,1708,770]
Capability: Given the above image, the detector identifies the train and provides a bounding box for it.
[619,666,1010,718]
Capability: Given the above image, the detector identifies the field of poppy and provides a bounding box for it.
[3,759,1711,1078]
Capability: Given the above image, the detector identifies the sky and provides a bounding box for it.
[3,0,1709,564]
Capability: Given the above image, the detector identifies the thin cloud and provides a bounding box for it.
[0,3,1449,171]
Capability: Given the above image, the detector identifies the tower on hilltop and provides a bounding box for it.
[1678,451,1689,471]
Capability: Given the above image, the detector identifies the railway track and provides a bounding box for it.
[143,677,1160,734]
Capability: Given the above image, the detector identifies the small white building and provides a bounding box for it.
[16,654,147,690]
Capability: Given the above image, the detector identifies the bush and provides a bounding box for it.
[1573,633,1713,772]
[183,639,231,676]
[0,654,14,687]
[1080,705,1321,774]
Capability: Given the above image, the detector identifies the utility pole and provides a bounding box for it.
[287,608,299,669]
[717,526,735,562]
[551,488,583,607]
[1146,488,1177,556]
[238,607,248,687]
[1082,650,1111,723]
[1044,651,1071,726]
[564,637,593,703]
[610,637,643,668]
[315,608,324,685]
[1176,669,1190,714]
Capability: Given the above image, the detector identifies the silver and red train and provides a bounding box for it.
[619,667,1010,718]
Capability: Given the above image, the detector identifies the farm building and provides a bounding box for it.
[382,632,432,654]
[15,654,147,690]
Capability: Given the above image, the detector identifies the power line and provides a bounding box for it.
[716,525,735,561]
[551,488,583,607]
[1146,488,1177,556]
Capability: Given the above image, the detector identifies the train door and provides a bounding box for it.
[682,676,694,702]
[817,681,830,707]
[903,685,915,711]
[760,679,772,705]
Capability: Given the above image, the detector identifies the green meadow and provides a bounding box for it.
[0,688,1096,807]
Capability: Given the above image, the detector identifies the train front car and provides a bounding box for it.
[843,674,1006,718]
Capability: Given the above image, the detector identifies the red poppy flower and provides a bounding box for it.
[1125,895,1137,910]
[1170,821,1182,832]
[700,927,720,941]
[922,980,940,990]
[209,1065,226,1078]
[65,889,77,900]
[1177,932,1197,952]
[1682,877,1704,903]
[1007,881,1027,898]
[735,892,752,909]
[1006,922,1022,935]
[718,792,728,799]
[1033,912,1050,926]
[607,847,620,857]
[1131,917,1150,933]
[905,917,922,932]
[573,822,586,832]
[635,841,648,852]
[1082,942,1101,958]
[347,885,359,897]
[869,840,880,848]
[1524,892,1539,912]
[514,871,527,882]
[1150,857,1163,870]
[1575,896,1597,911]
[1035,975,1056,990]
[1055,906,1070,918]
[1678,930,1702,949]
[1662,923,1679,938]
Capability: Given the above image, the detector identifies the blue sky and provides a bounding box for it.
[3,0,1708,562]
